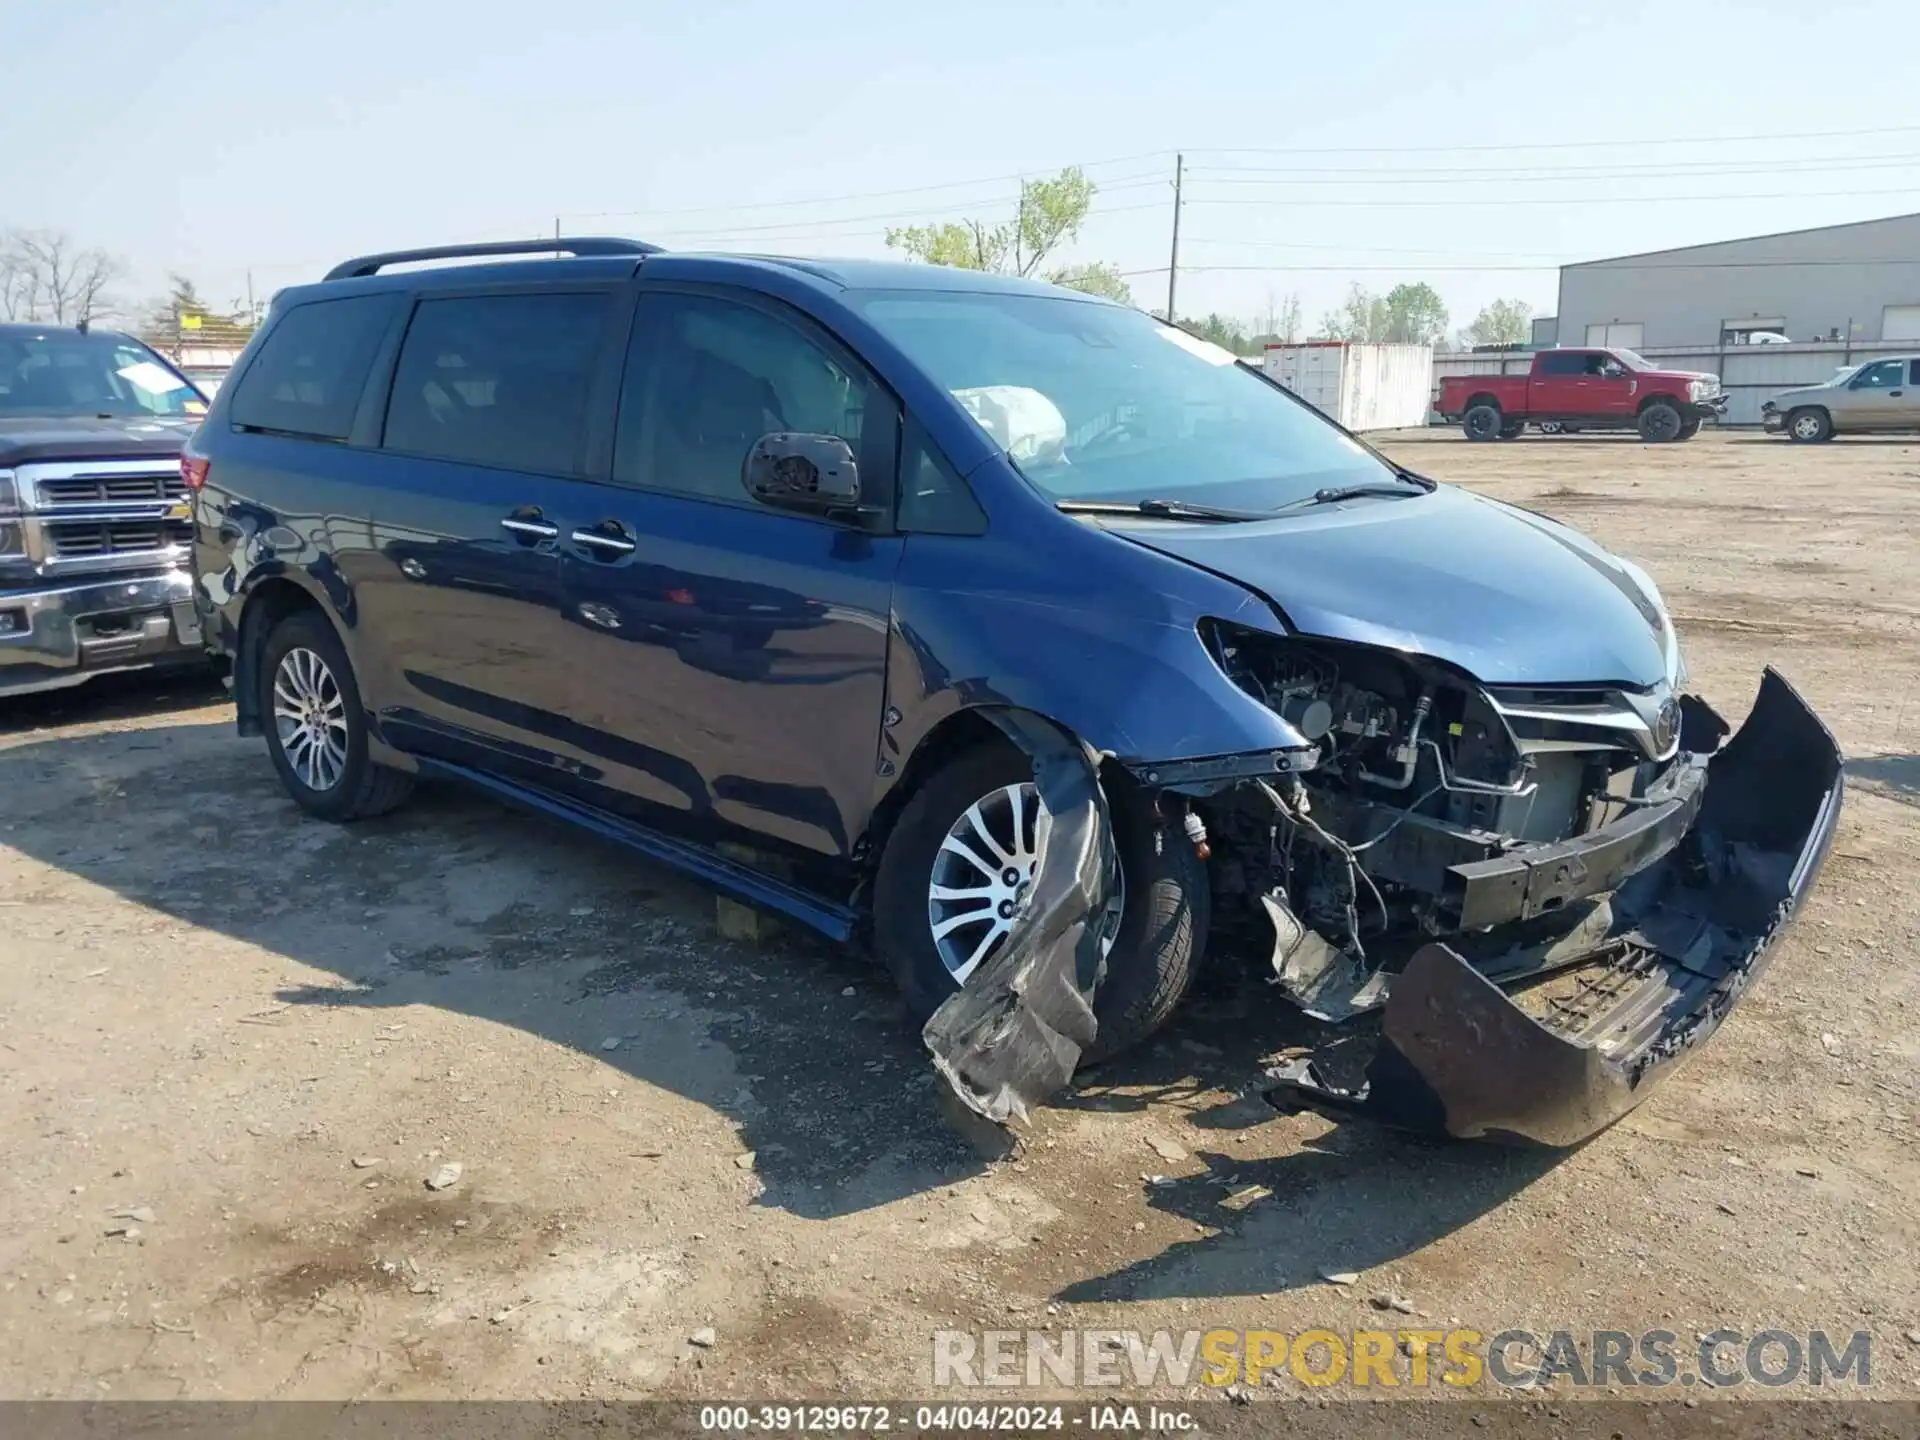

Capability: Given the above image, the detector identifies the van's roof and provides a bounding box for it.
[278,246,1108,310]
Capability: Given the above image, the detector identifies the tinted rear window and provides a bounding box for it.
[382,292,610,474]
[228,295,396,439]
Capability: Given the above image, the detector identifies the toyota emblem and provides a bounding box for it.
[1655,697,1682,752]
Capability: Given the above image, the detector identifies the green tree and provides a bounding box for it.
[1178,312,1252,354]
[887,167,1131,304]
[1382,282,1449,345]
[1467,298,1535,347]
[1319,284,1390,341]
[1047,261,1131,303]
[1319,281,1449,344]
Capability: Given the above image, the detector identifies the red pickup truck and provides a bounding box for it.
[1434,347,1726,443]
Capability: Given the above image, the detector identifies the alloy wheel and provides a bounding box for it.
[927,783,1123,983]
[1791,413,1824,441]
[272,646,349,792]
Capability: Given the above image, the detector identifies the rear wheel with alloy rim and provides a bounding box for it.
[259,609,414,822]
[874,740,1206,1065]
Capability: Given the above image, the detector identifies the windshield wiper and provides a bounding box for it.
[1274,478,1434,512]
[1054,497,1270,523]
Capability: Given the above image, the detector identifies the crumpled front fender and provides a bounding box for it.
[1266,667,1844,1147]
[921,710,1118,1155]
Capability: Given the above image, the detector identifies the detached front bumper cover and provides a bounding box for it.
[1265,668,1843,1147]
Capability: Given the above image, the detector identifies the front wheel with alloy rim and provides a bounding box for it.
[259,610,414,821]
[873,740,1207,1065]
[1638,400,1684,442]
[1787,407,1833,442]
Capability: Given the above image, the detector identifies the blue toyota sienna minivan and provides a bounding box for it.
[186,238,1840,1146]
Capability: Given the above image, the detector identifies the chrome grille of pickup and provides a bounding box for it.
[35,473,187,506]
[45,518,193,560]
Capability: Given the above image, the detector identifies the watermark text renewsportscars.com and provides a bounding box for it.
[933,1327,1872,1390]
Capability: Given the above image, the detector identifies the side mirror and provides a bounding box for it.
[742,432,860,513]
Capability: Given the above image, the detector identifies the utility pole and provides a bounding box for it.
[1166,153,1184,323]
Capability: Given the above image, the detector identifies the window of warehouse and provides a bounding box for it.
[1584,323,1644,349]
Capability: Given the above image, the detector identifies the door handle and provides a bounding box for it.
[571,527,637,557]
[500,514,559,540]
[1891,390,1905,398]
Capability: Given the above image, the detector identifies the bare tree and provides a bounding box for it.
[0,230,126,325]
[0,244,30,321]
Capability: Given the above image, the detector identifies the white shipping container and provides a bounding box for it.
[1261,342,1434,432]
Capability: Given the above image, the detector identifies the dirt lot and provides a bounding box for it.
[1,429,1916,1404]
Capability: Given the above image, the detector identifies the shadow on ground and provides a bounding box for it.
[0,677,1547,1289]
[1847,753,1919,806]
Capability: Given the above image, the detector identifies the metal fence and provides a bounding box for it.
[1430,342,1914,426]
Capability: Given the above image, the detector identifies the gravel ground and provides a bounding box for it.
[1,428,1915,1405]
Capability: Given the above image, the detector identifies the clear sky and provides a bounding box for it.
[5,0,1918,337]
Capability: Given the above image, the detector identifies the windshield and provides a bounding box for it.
[853,290,1399,509]
[1612,347,1653,370]
[0,331,205,420]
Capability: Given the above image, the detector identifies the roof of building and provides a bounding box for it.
[1565,210,1920,269]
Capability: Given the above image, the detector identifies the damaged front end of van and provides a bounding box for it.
[924,645,1841,1151]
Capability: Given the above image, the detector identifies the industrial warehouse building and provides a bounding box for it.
[1435,211,1920,425]
[1551,211,1920,351]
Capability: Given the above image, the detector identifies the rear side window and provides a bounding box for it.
[1536,352,1585,376]
[229,295,395,439]
[382,292,610,474]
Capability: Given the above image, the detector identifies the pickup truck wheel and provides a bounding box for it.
[873,741,1207,1065]
[1638,401,1684,443]
[1787,407,1832,443]
[1462,404,1502,442]
[1676,417,1703,440]
[260,611,414,822]
[1498,419,1525,439]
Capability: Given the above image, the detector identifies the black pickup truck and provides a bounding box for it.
[0,323,209,697]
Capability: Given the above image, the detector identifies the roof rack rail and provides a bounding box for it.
[322,237,662,282]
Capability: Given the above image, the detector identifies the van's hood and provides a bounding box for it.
[0,415,196,469]
[1107,484,1671,687]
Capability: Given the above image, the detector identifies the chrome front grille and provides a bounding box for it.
[45,518,192,559]
[35,473,186,506]
[13,459,193,577]
[1485,684,1681,761]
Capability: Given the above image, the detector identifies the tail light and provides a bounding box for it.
[180,452,210,492]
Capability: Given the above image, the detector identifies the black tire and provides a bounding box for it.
[1498,419,1525,440]
[1676,418,1702,440]
[1462,404,1502,442]
[259,610,414,822]
[1786,407,1833,443]
[873,740,1207,1064]
[1638,400,1684,443]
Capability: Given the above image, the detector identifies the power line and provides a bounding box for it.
[1188,150,1920,179]
[648,195,1171,242]
[1186,156,1920,188]
[1178,245,1920,269]
[1185,185,1920,209]
[1180,122,1920,156]
[560,151,1174,222]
